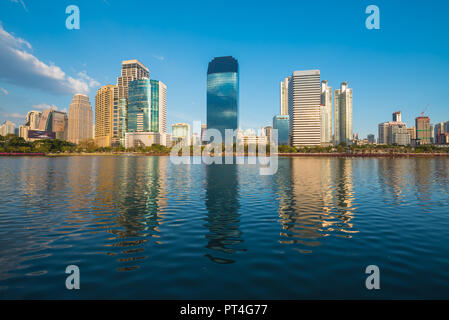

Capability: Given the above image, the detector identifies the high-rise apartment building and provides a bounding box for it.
[95,85,115,147]
[19,111,41,140]
[288,70,321,147]
[68,94,93,144]
[407,127,416,140]
[320,80,332,144]
[415,116,431,145]
[207,56,239,139]
[393,111,402,122]
[115,59,150,145]
[367,134,375,144]
[150,80,167,134]
[334,81,353,145]
[280,77,290,115]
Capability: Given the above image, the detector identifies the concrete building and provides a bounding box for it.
[36,109,68,140]
[124,132,168,148]
[320,80,332,144]
[68,94,93,144]
[378,121,410,145]
[280,77,290,115]
[19,111,41,141]
[95,85,115,147]
[172,123,191,146]
[0,120,16,136]
[334,81,353,145]
[392,111,402,122]
[288,70,321,147]
[367,134,375,144]
[415,116,431,145]
[115,59,150,146]
[407,127,416,140]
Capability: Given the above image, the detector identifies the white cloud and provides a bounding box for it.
[2,112,25,119]
[0,87,8,95]
[0,23,98,95]
[10,0,28,12]
[153,54,165,61]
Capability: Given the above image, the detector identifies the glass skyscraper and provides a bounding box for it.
[207,56,239,139]
[127,79,151,132]
[273,115,290,145]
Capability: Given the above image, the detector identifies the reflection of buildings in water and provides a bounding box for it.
[377,158,407,203]
[204,163,244,264]
[94,156,168,271]
[277,158,356,251]
[413,158,432,202]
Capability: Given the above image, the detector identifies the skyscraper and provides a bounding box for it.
[150,79,167,134]
[416,116,431,145]
[280,77,290,115]
[334,81,353,145]
[115,59,150,145]
[95,85,115,147]
[0,121,15,136]
[273,115,290,145]
[288,70,321,147]
[207,56,239,139]
[393,111,402,122]
[19,111,41,140]
[68,94,93,144]
[127,79,152,133]
[320,80,332,144]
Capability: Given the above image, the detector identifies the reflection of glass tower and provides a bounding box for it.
[207,56,239,138]
[204,163,243,264]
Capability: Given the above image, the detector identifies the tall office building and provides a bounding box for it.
[367,134,375,144]
[288,70,321,146]
[407,127,416,140]
[334,81,353,145]
[415,116,431,145]
[68,94,93,144]
[320,80,332,144]
[150,80,167,134]
[273,115,290,145]
[207,56,239,139]
[95,85,115,147]
[37,109,68,140]
[127,79,152,133]
[280,77,290,115]
[115,59,150,145]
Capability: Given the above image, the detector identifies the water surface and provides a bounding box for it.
[1,156,449,299]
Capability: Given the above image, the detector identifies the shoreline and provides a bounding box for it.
[2,152,449,157]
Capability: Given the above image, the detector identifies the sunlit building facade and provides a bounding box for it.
[68,94,93,144]
[320,80,332,144]
[95,85,115,147]
[280,77,290,115]
[334,81,353,145]
[36,109,68,140]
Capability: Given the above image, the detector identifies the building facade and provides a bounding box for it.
[288,70,321,147]
[95,85,115,147]
[415,116,431,145]
[0,121,15,136]
[172,123,191,146]
[280,77,290,115]
[207,56,239,139]
[36,109,68,140]
[127,79,152,133]
[334,81,353,145]
[68,94,93,144]
[273,115,290,145]
[320,80,332,144]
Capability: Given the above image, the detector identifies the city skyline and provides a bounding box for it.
[1,1,448,139]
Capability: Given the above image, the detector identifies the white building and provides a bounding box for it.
[172,123,191,146]
[280,76,290,115]
[288,70,321,146]
[125,132,168,148]
[320,80,332,144]
[0,120,16,136]
[334,81,353,145]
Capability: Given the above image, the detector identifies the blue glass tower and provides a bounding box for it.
[128,79,151,132]
[273,115,290,145]
[207,56,239,139]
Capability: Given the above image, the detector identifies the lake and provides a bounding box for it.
[1,156,449,299]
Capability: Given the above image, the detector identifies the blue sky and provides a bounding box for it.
[0,0,448,138]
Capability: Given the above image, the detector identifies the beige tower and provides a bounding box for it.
[68,94,93,144]
[95,85,115,147]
